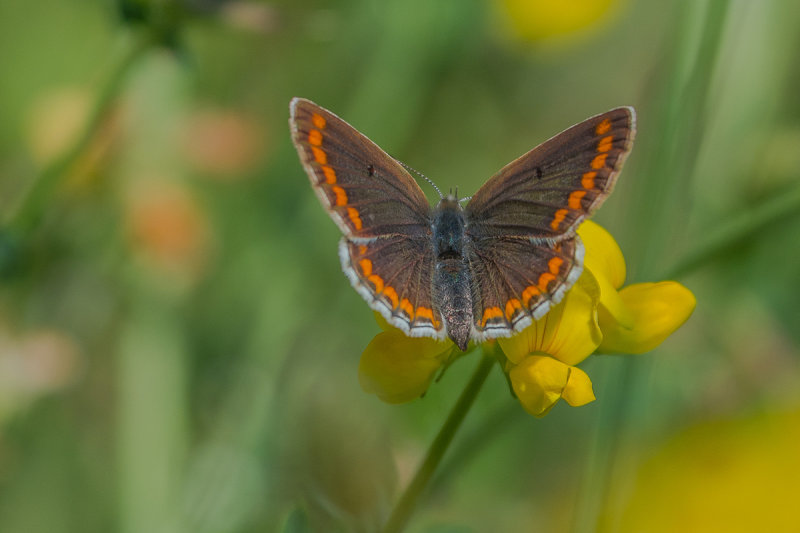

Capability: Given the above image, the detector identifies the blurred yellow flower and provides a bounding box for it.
[358,222,695,417]
[496,0,624,43]
[616,409,800,532]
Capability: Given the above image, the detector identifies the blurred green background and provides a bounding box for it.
[1,0,799,532]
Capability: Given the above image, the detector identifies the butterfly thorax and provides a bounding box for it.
[432,197,473,350]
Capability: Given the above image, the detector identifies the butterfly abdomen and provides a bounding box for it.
[432,198,473,350]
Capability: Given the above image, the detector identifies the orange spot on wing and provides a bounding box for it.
[597,135,613,153]
[505,298,522,320]
[568,190,587,210]
[383,286,399,308]
[548,257,563,275]
[416,306,433,320]
[537,272,556,291]
[322,165,337,184]
[415,306,441,328]
[582,171,597,189]
[481,306,503,327]
[312,113,326,129]
[347,207,363,230]
[358,245,367,255]
[332,185,348,206]
[308,129,322,146]
[312,146,327,165]
[368,274,384,293]
[551,208,568,230]
[359,258,372,276]
[596,118,612,135]
[400,298,415,319]
[591,153,608,169]
[522,285,540,307]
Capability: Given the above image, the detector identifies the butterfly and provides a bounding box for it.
[289,98,635,351]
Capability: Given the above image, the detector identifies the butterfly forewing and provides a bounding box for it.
[465,107,635,241]
[290,98,432,239]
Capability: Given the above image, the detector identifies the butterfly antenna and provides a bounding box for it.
[459,196,472,205]
[399,161,443,199]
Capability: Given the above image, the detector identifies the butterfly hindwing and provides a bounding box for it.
[340,237,446,339]
[289,98,431,239]
[467,237,584,339]
[465,107,635,240]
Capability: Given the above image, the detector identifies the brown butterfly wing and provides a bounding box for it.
[466,108,635,338]
[290,98,446,339]
[290,98,431,239]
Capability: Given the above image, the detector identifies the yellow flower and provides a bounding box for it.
[358,314,453,404]
[498,273,600,417]
[577,221,696,354]
[496,0,624,44]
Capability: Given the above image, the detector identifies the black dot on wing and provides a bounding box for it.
[534,167,543,179]
[367,164,375,176]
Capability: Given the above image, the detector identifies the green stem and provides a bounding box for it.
[6,31,155,234]
[381,353,496,533]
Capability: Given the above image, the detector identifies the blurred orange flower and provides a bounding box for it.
[180,108,265,179]
[125,180,212,283]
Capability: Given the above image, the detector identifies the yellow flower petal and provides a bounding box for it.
[509,355,595,417]
[578,221,634,328]
[578,220,626,289]
[499,273,601,366]
[598,281,696,354]
[358,329,452,404]
[561,366,596,407]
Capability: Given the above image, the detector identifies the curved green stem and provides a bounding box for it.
[381,353,496,533]
[6,31,155,234]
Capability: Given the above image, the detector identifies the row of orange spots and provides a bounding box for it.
[308,112,365,232]
[518,256,564,311]
[549,118,616,231]
[357,254,439,327]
